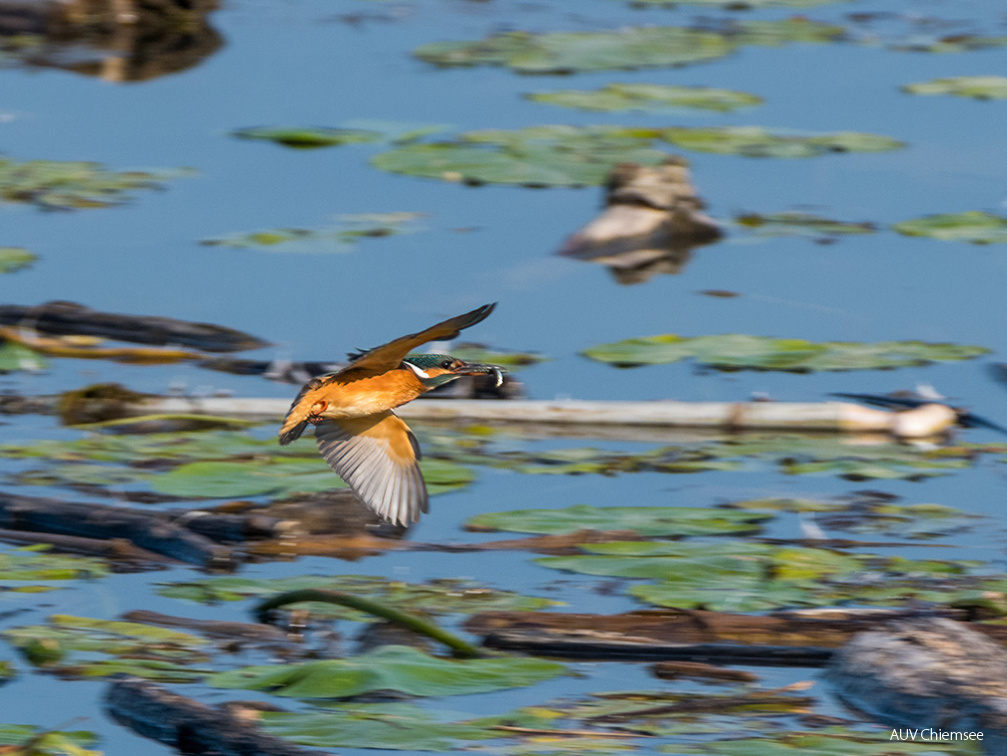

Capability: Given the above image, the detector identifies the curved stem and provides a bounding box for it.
[255,588,484,658]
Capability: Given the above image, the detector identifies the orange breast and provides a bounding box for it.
[310,368,427,420]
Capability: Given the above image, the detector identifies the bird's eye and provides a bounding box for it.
[440,359,455,369]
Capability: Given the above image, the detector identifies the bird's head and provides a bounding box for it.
[402,354,505,388]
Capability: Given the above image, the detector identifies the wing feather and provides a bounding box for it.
[347,303,495,373]
[314,411,428,526]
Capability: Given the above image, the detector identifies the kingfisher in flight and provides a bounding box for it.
[279,303,503,526]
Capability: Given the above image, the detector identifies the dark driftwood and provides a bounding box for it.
[828,618,1007,754]
[0,491,243,567]
[105,678,331,756]
[0,301,267,352]
[466,609,1007,665]
[558,158,723,284]
[0,526,174,563]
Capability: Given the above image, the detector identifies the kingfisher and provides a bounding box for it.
[279,303,503,526]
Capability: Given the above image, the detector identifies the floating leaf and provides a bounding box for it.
[582,333,990,371]
[3,614,209,680]
[661,126,904,158]
[414,28,735,74]
[527,84,762,113]
[211,644,566,698]
[538,540,991,611]
[0,158,187,211]
[260,703,499,751]
[893,211,1007,244]
[669,728,983,754]
[414,21,843,74]
[0,725,100,756]
[158,575,559,616]
[467,505,771,537]
[372,125,672,187]
[202,212,424,252]
[903,75,1007,100]
[0,546,109,583]
[0,247,36,273]
[0,342,47,372]
[231,126,382,148]
[735,212,876,238]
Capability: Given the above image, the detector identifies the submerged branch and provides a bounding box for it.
[255,588,483,658]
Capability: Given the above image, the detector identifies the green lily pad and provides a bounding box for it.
[372,125,672,188]
[527,84,762,113]
[0,158,187,211]
[211,644,566,698]
[582,333,990,371]
[0,725,99,756]
[3,614,209,680]
[903,75,1007,100]
[661,126,904,157]
[893,211,1007,244]
[0,546,109,583]
[537,540,992,611]
[735,212,876,238]
[231,126,382,148]
[0,342,46,373]
[2,429,475,499]
[466,505,771,536]
[158,575,559,616]
[260,703,499,751]
[414,21,843,74]
[202,212,424,252]
[0,247,36,273]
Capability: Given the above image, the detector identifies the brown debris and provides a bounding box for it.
[558,157,723,284]
[651,660,759,684]
[465,608,1007,664]
[105,678,330,756]
[0,301,267,352]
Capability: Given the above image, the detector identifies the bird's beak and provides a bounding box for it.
[455,362,505,387]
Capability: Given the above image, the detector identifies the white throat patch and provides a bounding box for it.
[403,361,431,380]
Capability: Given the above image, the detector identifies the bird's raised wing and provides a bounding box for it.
[314,411,428,526]
[346,303,496,373]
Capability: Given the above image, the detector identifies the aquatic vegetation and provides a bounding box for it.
[0,546,109,586]
[582,333,990,371]
[231,126,383,148]
[734,212,876,239]
[893,211,1007,244]
[661,126,904,158]
[0,725,99,756]
[527,84,762,113]
[902,75,1007,100]
[202,212,424,252]
[159,575,559,616]
[0,158,187,211]
[211,644,566,698]
[414,20,844,74]
[0,247,36,273]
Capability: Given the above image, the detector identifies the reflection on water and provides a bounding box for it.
[0,0,221,81]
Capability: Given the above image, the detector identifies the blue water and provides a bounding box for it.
[2,0,1007,751]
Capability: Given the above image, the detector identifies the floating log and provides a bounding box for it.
[0,526,175,564]
[0,491,266,567]
[465,608,1007,664]
[827,617,1007,753]
[105,678,330,756]
[122,397,958,439]
[0,301,267,352]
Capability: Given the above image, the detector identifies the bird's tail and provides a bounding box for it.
[279,414,309,445]
[278,377,324,445]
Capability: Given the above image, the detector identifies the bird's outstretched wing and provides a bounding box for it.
[314,411,428,526]
[346,303,496,372]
